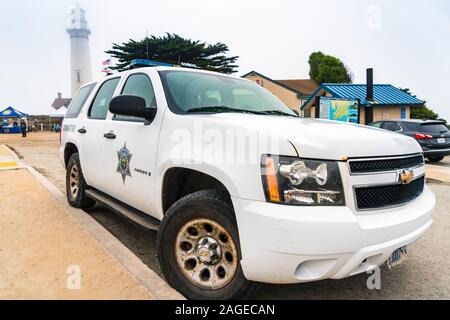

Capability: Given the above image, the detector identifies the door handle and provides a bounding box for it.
[78,128,87,134]
[104,132,116,139]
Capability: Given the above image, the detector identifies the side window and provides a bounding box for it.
[403,122,418,131]
[66,83,96,118]
[114,74,157,121]
[382,121,397,131]
[88,77,120,120]
[369,122,382,128]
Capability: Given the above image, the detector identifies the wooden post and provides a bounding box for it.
[315,96,321,119]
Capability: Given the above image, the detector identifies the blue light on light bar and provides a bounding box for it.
[130,59,174,67]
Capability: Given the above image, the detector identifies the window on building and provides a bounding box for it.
[401,107,406,119]
[88,77,120,120]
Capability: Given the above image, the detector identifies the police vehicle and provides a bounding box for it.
[60,60,435,300]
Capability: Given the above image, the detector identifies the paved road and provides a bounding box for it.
[426,156,450,169]
[2,132,449,299]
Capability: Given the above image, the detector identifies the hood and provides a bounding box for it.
[206,114,422,160]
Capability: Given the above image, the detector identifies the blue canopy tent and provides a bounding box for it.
[0,106,30,134]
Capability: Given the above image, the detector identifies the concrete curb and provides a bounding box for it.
[3,145,184,300]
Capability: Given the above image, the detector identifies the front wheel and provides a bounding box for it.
[157,190,258,300]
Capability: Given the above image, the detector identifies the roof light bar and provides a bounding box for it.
[130,59,201,70]
[130,59,174,68]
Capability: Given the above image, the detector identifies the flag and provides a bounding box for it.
[101,67,113,74]
[102,59,111,66]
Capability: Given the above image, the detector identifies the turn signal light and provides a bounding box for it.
[415,133,433,140]
[264,156,281,202]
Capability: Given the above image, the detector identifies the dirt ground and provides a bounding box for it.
[0,168,154,299]
[1,132,449,299]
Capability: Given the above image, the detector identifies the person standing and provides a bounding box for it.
[20,119,27,137]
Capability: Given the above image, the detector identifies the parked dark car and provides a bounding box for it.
[369,119,450,162]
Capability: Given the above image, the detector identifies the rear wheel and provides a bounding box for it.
[427,156,445,163]
[157,190,258,300]
[66,153,95,209]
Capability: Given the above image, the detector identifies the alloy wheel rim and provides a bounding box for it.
[69,165,79,199]
[175,218,238,290]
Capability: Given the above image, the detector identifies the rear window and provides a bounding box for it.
[65,83,97,118]
[420,123,449,134]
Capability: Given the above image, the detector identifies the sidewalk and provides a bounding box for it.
[0,145,181,299]
[0,145,19,169]
[426,164,450,184]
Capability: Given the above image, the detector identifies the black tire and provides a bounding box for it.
[157,190,258,300]
[427,156,445,163]
[66,153,96,209]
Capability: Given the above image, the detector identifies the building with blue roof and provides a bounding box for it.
[301,69,424,125]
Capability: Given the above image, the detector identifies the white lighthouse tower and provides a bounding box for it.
[67,4,92,96]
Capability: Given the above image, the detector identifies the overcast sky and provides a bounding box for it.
[1,0,449,120]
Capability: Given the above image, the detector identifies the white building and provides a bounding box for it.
[67,4,92,96]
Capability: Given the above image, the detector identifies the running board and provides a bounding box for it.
[85,189,160,231]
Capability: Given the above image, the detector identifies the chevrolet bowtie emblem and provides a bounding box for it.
[198,249,209,257]
[399,170,414,184]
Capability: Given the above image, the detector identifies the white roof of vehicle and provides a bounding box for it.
[49,106,68,118]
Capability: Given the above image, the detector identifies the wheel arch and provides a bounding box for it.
[161,166,235,214]
[64,142,79,167]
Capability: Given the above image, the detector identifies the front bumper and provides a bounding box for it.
[232,186,435,284]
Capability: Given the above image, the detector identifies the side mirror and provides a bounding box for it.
[109,95,157,123]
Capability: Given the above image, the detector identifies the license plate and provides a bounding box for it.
[387,247,408,269]
[437,138,446,144]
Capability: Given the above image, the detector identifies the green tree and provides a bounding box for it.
[308,51,353,84]
[106,33,238,74]
[400,88,440,120]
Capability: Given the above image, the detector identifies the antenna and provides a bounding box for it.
[146,29,149,60]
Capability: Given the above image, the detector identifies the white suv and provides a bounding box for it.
[60,66,435,299]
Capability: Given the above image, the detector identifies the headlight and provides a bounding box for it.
[261,155,345,206]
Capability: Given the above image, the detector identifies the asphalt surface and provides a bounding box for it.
[426,156,450,169]
[3,132,450,299]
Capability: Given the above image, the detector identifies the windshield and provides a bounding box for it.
[159,70,297,116]
[420,123,449,134]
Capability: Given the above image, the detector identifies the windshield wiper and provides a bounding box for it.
[186,106,267,115]
[261,110,298,117]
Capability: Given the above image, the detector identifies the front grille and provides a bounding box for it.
[355,176,425,210]
[349,155,424,174]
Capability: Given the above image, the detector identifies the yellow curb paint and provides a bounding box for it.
[0,162,17,167]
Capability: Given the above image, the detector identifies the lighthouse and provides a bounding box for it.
[67,4,93,96]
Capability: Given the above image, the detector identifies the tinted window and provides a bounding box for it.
[114,74,157,121]
[66,83,96,118]
[369,122,382,128]
[420,123,449,134]
[402,122,418,131]
[88,78,120,119]
[382,122,399,131]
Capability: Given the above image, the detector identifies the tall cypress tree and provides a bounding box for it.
[106,33,239,74]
